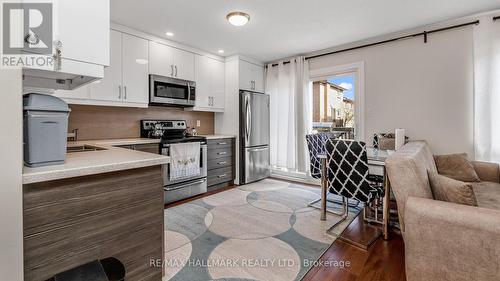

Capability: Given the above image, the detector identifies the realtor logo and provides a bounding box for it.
[2,2,52,55]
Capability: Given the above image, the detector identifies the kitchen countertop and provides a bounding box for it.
[200,135,237,140]
[23,138,168,184]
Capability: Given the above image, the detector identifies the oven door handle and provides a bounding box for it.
[164,178,207,191]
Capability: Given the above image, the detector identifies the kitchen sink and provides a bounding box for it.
[67,145,107,153]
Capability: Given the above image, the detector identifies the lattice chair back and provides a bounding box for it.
[306,133,331,179]
[325,139,382,203]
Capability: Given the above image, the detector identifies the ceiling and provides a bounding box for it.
[110,0,500,62]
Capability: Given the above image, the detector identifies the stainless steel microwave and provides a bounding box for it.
[149,75,196,107]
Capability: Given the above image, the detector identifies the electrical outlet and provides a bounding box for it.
[196,120,201,127]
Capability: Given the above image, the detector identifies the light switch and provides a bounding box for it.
[196,120,201,127]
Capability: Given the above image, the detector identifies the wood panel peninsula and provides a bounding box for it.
[22,139,169,281]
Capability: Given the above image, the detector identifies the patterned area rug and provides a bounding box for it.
[163,179,360,281]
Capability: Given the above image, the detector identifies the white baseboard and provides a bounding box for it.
[270,168,320,186]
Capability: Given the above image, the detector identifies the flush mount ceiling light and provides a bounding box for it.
[218,49,224,54]
[165,32,174,37]
[226,12,250,26]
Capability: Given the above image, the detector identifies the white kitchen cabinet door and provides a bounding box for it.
[251,63,265,92]
[239,60,264,92]
[210,58,225,109]
[90,30,122,102]
[149,41,174,77]
[172,48,195,81]
[192,56,224,112]
[54,0,110,66]
[121,34,149,104]
[239,60,254,91]
[194,55,211,108]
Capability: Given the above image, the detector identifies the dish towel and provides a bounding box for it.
[169,142,201,181]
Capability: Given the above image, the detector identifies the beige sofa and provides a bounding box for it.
[385,141,500,281]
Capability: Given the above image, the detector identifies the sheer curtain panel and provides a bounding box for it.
[474,17,500,162]
[266,57,311,173]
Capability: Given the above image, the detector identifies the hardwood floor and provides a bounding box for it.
[164,183,406,281]
[302,215,406,281]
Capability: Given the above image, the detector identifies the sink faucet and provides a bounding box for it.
[67,129,78,141]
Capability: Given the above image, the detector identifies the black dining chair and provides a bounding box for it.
[324,139,385,232]
[306,133,360,221]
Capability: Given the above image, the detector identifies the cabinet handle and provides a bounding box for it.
[217,151,227,155]
[218,142,227,145]
[124,86,127,100]
[118,85,122,99]
[217,161,227,165]
[171,65,174,76]
[217,174,227,178]
[175,65,178,77]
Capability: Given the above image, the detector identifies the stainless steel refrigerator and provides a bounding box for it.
[239,90,270,184]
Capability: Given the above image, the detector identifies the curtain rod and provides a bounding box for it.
[304,20,480,61]
[266,59,294,68]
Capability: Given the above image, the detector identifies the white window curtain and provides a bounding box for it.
[266,57,312,173]
[474,17,500,162]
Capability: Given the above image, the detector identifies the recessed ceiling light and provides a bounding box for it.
[218,49,224,54]
[166,32,174,37]
[226,12,250,26]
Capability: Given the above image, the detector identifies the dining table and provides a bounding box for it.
[366,147,392,240]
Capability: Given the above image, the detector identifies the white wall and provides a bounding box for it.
[0,69,24,281]
[309,27,474,156]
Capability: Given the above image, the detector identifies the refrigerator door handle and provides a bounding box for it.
[248,147,268,152]
[245,95,251,143]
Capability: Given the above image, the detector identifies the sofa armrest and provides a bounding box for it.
[472,161,500,183]
[405,197,500,281]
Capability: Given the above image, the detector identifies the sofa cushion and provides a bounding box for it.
[428,171,478,206]
[434,153,480,182]
[472,181,500,211]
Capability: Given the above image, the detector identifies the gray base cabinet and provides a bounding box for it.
[207,138,235,189]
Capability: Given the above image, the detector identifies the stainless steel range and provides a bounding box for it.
[140,120,207,204]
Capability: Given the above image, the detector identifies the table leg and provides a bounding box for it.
[321,157,327,221]
[382,173,390,240]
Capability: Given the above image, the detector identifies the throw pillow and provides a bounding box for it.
[428,171,478,206]
[434,153,480,182]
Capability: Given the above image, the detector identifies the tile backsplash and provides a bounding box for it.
[68,105,214,140]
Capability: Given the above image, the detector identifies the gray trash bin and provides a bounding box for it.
[23,93,71,167]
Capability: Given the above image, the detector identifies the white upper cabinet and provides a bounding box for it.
[55,30,149,107]
[239,60,264,92]
[54,0,109,66]
[239,60,253,91]
[251,63,265,92]
[149,42,195,81]
[121,33,149,104]
[172,48,195,81]
[20,0,109,90]
[211,58,225,109]
[191,55,225,112]
[148,41,174,77]
[90,30,122,102]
